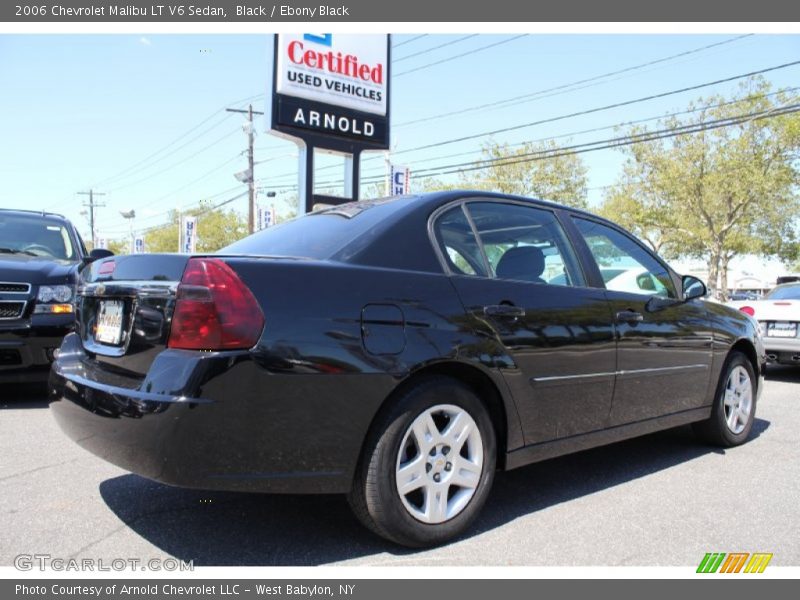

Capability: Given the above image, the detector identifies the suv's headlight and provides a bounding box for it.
[34,285,75,314]
[38,285,73,303]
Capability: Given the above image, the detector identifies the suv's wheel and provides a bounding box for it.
[693,351,757,447]
[349,376,496,547]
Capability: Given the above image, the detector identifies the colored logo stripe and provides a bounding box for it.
[697,552,773,573]
[744,553,773,573]
[720,553,749,573]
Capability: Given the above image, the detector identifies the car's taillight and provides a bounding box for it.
[739,306,755,316]
[168,258,264,350]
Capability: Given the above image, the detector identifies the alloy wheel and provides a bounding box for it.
[395,404,484,524]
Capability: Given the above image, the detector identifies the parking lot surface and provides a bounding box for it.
[2,367,798,567]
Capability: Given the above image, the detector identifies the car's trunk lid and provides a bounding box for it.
[77,254,190,377]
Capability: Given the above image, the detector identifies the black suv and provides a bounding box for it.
[0,209,107,382]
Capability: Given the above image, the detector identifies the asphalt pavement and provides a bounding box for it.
[1,367,798,567]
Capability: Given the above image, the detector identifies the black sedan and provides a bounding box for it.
[0,209,108,383]
[49,191,766,547]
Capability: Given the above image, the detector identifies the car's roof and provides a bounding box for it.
[323,190,615,229]
[0,208,70,222]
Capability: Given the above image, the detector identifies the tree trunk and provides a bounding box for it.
[719,253,731,302]
[707,252,720,299]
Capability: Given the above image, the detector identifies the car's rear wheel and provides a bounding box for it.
[349,376,496,547]
[693,351,757,447]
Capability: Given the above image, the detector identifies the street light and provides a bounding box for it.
[120,209,136,254]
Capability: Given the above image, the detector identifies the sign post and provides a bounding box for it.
[266,34,391,214]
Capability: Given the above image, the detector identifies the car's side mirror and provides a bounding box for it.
[83,248,114,265]
[682,275,707,300]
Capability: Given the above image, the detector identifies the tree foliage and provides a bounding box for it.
[144,201,248,253]
[599,77,800,297]
[456,140,589,208]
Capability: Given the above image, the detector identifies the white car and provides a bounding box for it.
[728,282,800,366]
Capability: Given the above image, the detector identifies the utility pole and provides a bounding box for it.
[226,104,264,234]
[77,189,106,247]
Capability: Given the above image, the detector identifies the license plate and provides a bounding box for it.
[766,321,798,338]
[95,300,125,345]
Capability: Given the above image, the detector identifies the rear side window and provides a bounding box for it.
[433,206,488,277]
[573,217,676,298]
[465,202,583,286]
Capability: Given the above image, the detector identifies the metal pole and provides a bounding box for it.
[247,104,255,234]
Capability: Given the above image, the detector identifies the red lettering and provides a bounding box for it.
[371,64,383,85]
[287,40,304,64]
[285,39,384,86]
[303,49,317,68]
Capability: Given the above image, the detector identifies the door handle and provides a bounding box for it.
[616,310,644,323]
[484,304,526,318]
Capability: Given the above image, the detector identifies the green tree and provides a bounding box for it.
[144,201,248,253]
[457,139,589,208]
[600,77,800,297]
[107,239,129,255]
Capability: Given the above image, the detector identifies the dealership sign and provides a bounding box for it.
[390,164,411,195]
[181,216,197,254]
[268,34,390,150]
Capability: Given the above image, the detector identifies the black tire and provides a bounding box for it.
[693,351,757,447]
[348,375,497,548]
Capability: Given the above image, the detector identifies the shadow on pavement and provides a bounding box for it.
[764,364,800,384]
[100,418,770,566]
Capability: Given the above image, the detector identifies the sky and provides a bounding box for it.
[0,33,798,278]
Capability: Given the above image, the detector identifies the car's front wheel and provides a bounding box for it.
[693,351,757,446]
[349,376,496,547]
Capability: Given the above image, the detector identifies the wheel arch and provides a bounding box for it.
[729,337,762,390]
[359,360,522,474]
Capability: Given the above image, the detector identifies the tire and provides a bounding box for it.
[693,351,757,447]
[348,375,497,548]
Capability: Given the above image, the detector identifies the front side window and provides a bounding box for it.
[464,202,583,286]
[573,217,676,298]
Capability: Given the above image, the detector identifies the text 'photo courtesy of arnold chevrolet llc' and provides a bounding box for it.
[2,30,800,566]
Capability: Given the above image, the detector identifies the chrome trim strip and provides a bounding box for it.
[532,371,616,383]
[0,300,27,320]
[531,363,709,383]
[0,282,32,294]
[617,364,709,377]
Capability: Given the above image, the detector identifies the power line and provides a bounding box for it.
[392,34,428,48]
[395,34,755,128]
[393,35,479,62]
[405,105,800,180]
[263,84,800,185]
[307,102,800,189]
[89,92,264,189]
[105,128,240,193]
[394,34,529,78]
[393,59,800,154]
[98,155,243,231]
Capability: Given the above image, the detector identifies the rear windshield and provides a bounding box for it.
[766,284,800,300]
[0,214,76,260]
[222,197,415,259]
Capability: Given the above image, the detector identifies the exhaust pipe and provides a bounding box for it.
[792,355,800,362]
[767,353,778,362]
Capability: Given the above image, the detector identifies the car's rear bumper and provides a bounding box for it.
[763,335,800,365]
[49,333,390,494]
[0,315,73,382]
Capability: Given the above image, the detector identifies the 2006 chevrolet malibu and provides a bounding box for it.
[50,191,766,547]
